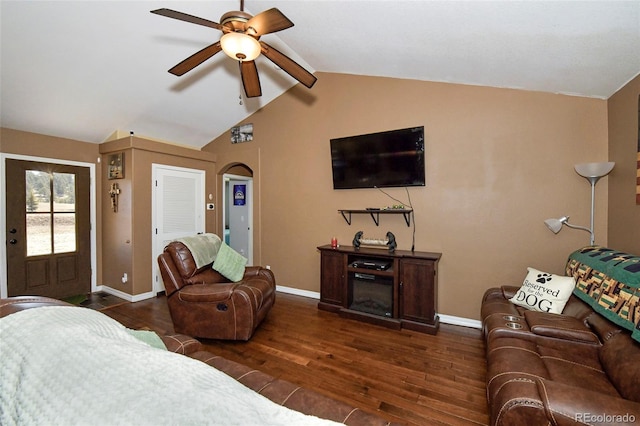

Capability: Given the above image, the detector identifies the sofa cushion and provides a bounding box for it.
[213,242,248,282]
[509,267,575,314]
[487,337,620,404]
[599,332,640,402]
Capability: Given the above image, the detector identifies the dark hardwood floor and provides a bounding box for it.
[101,292,489,426]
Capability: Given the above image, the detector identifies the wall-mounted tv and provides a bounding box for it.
[330,126,425,189]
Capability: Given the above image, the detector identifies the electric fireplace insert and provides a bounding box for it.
[348,271,393,318]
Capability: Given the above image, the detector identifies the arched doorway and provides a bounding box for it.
[220,163,254,265]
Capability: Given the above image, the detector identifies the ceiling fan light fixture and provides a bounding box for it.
[220,32,261,61]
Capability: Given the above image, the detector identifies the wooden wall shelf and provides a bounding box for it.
[338,209,413,226]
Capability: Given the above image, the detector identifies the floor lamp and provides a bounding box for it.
[544,162,614,246]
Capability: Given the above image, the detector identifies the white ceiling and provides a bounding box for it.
[1,1,639,149]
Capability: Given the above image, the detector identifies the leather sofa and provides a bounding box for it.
[481,246,640,426]
[0,296,398,425]
[158,240,276,340]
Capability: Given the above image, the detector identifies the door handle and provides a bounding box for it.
[9,239,17,245]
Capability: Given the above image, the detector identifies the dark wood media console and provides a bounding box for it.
[317,245,441,334]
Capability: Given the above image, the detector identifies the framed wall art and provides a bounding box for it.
[108,152,124,180]
[231,123,253,144]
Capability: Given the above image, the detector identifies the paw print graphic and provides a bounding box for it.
[536,273,552,284]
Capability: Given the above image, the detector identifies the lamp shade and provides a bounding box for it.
[220,32,261,61]
[574,162,615,179]
[544,217,566,234]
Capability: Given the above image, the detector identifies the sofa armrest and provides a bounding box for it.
[501,285,521,300]
[536,379,640,426]
[161,334,203,355]
[524,310,600,344]
[243,266,276,287]
[0,296,70,318]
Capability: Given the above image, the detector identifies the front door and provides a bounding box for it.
[6,159,91,299]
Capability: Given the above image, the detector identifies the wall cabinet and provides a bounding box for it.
[317,245,441,334]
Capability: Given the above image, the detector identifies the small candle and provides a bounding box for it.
[331,237,338,248]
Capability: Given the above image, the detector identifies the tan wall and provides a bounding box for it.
[204,73,609,320]
[1,127,104,284]
[100,137,217,296]
[607,74,640,253]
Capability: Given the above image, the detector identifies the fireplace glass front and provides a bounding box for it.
[349,272,393,318]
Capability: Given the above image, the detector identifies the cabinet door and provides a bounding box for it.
[399,258,437,324]
[320,250,345,306]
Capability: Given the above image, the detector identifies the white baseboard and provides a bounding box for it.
[276,285,321,300]
[99,285,155,303]
[438,314,482,329]
[276,285,482,329]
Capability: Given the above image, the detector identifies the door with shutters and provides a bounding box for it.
[152,164,205,294]
[5,159,91,299]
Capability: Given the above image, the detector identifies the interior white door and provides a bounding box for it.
[225,176,252,264]
[152,164,205,294]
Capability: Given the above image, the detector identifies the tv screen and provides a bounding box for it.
[330,126,425,189]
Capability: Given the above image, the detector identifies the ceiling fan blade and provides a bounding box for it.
[168,42,222,76]
[245,8,293,36]
[260,42,317,88]
[151,8,223,31]
[240,61,262,98]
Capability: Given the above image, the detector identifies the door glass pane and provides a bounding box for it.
[53,173,76,253]
[26,170,50,212]
[26,170,52,256]
[53,172,75,211]
[26,214,52,256]
[54,213,76,253]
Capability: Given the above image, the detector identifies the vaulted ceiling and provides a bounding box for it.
[1,1,639,149]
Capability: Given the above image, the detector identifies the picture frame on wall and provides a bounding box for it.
[108,152,124,180]
[637,95,639,205]
[231,123,253,144]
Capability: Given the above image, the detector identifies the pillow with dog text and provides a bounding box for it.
[509,267,575,314]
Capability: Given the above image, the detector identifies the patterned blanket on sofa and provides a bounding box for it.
[566,246,640,342]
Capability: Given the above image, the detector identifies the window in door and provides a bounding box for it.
[25,170,77,256]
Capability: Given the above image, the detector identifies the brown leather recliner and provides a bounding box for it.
[158,241,276,340]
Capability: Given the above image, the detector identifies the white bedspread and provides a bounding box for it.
[0,306,338,426]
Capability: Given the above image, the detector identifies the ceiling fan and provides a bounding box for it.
[151,1,317,98]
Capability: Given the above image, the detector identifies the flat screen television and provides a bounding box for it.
[330,126,425,189]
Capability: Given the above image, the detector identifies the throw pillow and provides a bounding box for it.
[509,267,575,314]
[212,242,248,282]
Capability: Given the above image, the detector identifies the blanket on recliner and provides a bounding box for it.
[176,233,222,269]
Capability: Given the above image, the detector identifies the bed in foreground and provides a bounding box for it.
[0,297,396,426]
